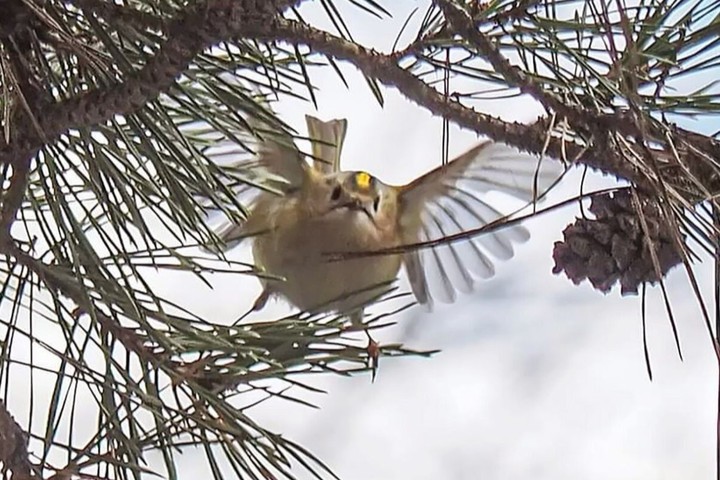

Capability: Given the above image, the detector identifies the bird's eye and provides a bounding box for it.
[373,196,380,212]
[330,186,342,201]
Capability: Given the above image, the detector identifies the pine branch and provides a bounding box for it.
[0,400,33,479]
[261,19,640,180]
[68,0,168,32]
[436,0,627,135]
[261,14,720,203]
[0,1,718,478]
[0,0,303,165]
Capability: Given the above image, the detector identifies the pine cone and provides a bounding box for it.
[552,190,682,295]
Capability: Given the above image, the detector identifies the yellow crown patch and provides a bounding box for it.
[354,172,372,190]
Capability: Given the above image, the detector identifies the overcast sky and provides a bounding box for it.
[156,2,720,479]
[6,1,720,479]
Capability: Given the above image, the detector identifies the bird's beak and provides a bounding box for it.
[337,195,374,221]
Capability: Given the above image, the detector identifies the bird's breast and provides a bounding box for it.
[251,204,402,312]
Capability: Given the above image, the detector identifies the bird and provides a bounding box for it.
[204,114,562,329]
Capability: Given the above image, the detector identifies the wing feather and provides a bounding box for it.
[208,116,348,249]
[404,250,430,307]
[400,141,562,307]
[419,223,457,304]
[448,186,530,258]
[200,116,317,251]
[305,115,348,174]
[425,206,475,293]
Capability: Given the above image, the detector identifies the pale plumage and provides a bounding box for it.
[205,115,562,322]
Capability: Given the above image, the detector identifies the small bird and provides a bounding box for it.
[205,115,562,327]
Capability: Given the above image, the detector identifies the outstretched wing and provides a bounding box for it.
[200,116,308,251]
[305,115,348,174]
[398,141,563,308]
[202,115,350,252]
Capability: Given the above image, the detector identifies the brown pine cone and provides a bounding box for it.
[552,189,682,295]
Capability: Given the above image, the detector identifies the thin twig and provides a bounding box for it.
[69,0,168,32]
[326,186,628,259]
[436,0,632,136]
[0,0,303,167]
[714,203,720,480]
[264,19,645,183]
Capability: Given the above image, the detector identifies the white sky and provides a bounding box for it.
[159,1,720,479]
[6,1,719,479]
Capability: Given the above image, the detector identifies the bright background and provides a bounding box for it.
[5,1,718,479]
[159,1,720,478]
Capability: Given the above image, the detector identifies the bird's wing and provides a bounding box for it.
[398,141,563,309]
[202,115,350,252]
[305,115,348,174]
[200,115,309,252]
